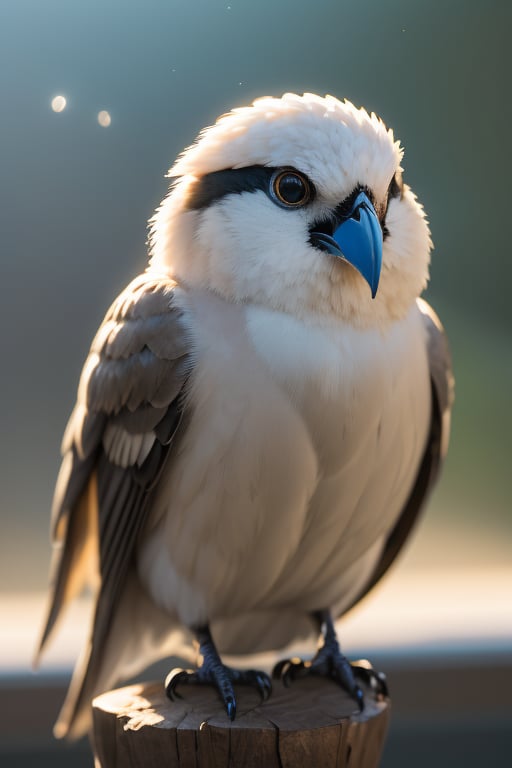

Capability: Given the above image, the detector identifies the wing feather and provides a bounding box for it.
[35,273,192,738]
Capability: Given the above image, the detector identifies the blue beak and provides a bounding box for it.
[310,191,383,298]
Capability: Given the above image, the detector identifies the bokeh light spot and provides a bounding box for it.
[97,110,111,127]
[51,95,67,113]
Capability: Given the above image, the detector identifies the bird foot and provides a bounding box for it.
[165,625,271,720]
[272,649,365,711]
[166,665,271,720]
[272,610,388,712]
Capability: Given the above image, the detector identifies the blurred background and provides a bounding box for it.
[1,0,510,765]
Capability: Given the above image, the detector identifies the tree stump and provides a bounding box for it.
[92,676,390,767]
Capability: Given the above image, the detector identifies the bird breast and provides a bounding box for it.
[137,288,431,627]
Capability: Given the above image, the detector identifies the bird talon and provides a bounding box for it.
[351,659,389,698]
[164,633,272,721]
[354,685,365,712]
[282,668,294,688]
[165,667,193,700]
[273,614,385,715]
[273,657,306,687]
[255,673,272,701]
[226,697,236,721]
[375,672,389,697]
[271,659,289,680]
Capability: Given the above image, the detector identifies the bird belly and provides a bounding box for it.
[138,293,431,635]
[244,302,432,615]
[137,290,319,627]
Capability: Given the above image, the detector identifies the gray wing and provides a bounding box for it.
[343,298,454,614]
[35,272,192,735]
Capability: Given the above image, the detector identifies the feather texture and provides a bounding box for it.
[35,273,192,737]
[343,300,454,613]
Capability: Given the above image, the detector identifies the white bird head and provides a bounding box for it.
[149,93,431,329]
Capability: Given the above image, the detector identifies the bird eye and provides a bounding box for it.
[270,170,311,208]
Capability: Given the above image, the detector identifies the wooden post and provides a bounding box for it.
[92,676,390,767]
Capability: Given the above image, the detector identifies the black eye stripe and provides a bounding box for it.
[185,165,403,217]
[184,165,315,211]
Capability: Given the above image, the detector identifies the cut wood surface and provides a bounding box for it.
[93,676,390,768]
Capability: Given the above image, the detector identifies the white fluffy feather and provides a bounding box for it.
[149,94,431,330]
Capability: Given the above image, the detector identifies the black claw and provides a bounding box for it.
[273,657,306,686]
[352,659,389,698]
[226,697,236,721]
[165,668,191,700]
[255,673,272,701]
[282,668,293,688]
[282,662,298,687]
[272,659,289,680]
[354,686,365,712]
[376,672,389,698]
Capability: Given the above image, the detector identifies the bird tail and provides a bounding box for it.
[54,568,188,739]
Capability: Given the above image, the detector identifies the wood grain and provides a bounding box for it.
[92,677,390,767]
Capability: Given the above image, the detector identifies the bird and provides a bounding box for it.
[35,92,453,739]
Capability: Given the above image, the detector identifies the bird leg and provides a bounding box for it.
[165,624,272,720]
[272,609,388,710]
